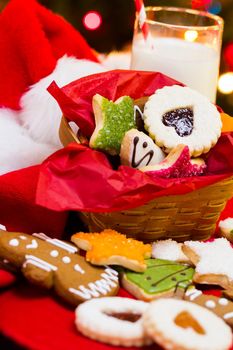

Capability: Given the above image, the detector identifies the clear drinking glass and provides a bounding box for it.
[131,7,224,102]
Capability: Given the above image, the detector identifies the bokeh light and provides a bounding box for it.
[83,11,102,31]
[218,72,233,94]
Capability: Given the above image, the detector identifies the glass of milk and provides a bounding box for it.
[131,7,224,102]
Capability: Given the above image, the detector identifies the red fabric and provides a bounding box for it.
[0,270,16,289]
[0,0,98,110]
[48,70,183,137]
[0,165,67,237]
[36,137,233,213]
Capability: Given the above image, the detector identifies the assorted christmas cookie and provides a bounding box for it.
[75,297,152,347]
[121,258,194,301]
[90,94,136,155]
[0,231,119,305]
[143,298,232,350]
[71,229,151,272]
[140,144,206,178]
[151,239,191,263]
[143,85,222,157]
[219,217,233,242]
[120,128,165,168]
[183,238,233,291]
[184,287,233,328]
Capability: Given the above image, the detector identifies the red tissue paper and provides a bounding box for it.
[36,70,233,213]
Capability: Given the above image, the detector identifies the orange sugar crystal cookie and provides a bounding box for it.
[71,229,152,272]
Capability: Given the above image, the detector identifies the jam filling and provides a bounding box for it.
[104,312,141,322]
[174,311,205,335]
[162,107,194,137]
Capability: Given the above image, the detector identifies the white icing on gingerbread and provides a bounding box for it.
[50,250,59,258]
[219,298,229,306]
[224,312,233,320]
[74,264,85,274]
[26,239,38,249]
[185,288,202,301]
[24,255,57,271]
[3,259,9,264]
[20,236,27,240]
[9,239,19,247]
[33,233,78,253]
[205,300,216,309]
[69,268,118,299]
[62,256,71,264]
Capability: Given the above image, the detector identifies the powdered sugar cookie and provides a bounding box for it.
[90,94,136,155]
[219,217,233,242]
[71,229,151,272]
[183,238,233,291]
[121,259,194,301]
[143,298,232,350]
[120,129,165,168]
[152,239,191,263]
[0,231,119,305]
[184,287,233,328]
[143,85,222,157]
[75,297,152,347]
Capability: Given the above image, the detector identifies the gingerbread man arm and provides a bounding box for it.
[21,257,55,289]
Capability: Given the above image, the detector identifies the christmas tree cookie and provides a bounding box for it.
[121,258,194,301]
[90,94,136,155]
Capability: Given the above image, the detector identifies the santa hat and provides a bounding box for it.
[0,0,106,175]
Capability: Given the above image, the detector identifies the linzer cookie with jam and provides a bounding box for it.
[143,85,222,157]
[0,230,119,305]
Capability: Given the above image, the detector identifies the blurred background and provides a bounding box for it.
[1,0,233,114]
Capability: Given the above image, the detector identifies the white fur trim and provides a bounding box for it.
[20,55,106,146]
[0,108,57,175]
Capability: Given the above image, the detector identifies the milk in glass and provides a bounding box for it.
[131,37,220,102]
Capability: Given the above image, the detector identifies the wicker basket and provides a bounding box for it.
[59,116,233,242]
[79,177,233,242]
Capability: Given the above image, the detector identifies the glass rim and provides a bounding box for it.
[143,6,223,30]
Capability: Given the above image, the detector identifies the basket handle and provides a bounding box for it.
[59,116,80,147]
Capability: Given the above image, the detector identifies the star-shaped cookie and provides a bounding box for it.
[71,229,152,272]
[89,94,136,155]
[183,238,233,291]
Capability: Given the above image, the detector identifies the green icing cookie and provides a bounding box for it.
[90,94,136,155]
[124,259,194,296]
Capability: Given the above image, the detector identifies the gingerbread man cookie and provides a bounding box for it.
[0,231,119,305]
[183,238,233,291]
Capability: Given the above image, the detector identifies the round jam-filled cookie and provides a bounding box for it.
[143,85,222,157]
[90,94,136,155]
[120,129,165,168]
[121,259,194,301]
[0,231,119,305]
[143,298,232,350]
[75,297,152,347]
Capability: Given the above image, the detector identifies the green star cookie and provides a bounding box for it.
[90,94,136,155]
[121,258,194,301]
